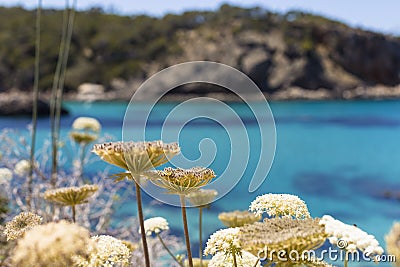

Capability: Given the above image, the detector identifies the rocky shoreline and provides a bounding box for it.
[66,84,400,102]
[2,84,400,116]
[0,91,68,116]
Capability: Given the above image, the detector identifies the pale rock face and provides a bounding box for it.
[77,83,106,101]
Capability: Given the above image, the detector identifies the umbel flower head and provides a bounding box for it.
[70,117,101,144]
[249,193,311,219]
[75,235,131,267]
[239,217,327,262]
[3,212,42,241]
[208,251,261,267]
[320,215,384,259]
[184,258,211,267]
[141,217,169,236]
[152,167,216,195]
[44,184,98,206]
[204,227,241,256]
[218,210,261,228]
[72,117,101,133]
[92,141,180,176]
[12,220,92,267]
[187,189,218,207]
[385,222,400,267]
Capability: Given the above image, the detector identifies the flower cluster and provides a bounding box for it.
[208,251,260,267]
[72,117,101,132]
[320,215,384,258]
[76,235,131,267]
[239,217,327,258]
[249,193,311,219]
[204,227,241,256]
[3,212,42,240]
[44,184,98,206]
[385,222,400,267]
[187,189,218,207]
[0,167,12,185]
[142,217,169,236]
[14,160,31,176]
[218,210,261,228]
[153,167,215,194]
[70,117,101,144]
[92,141,180,174]
[12,221,92,267]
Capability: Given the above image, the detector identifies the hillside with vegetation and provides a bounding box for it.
[1,4,400,100]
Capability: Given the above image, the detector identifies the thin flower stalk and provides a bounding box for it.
[157,233,184,267]
[181,194,193,267]
[92,140,180,267]
[153,167,216,267]
[27,0,41,210]
[187,189,218,267]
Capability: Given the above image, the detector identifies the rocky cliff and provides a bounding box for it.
[0,6,400,101]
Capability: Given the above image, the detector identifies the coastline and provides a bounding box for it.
[2,84,400,116]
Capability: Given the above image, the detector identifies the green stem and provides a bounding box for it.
[54,0,76,146]
[27,0,42,209]
[135,180,150,267]
[199,207,203,267]
[233,253,238,267]
[50,0,69,188]
[71,204,76,223]
[344,251,348,267]
[180,195,193,267]
[78,143,88,180]
[157,233,184,267]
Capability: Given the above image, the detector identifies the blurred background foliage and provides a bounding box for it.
[0,4,350,93]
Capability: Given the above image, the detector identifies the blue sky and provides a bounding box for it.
[0,0,399,35]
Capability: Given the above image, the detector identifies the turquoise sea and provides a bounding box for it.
[1,100,399,266]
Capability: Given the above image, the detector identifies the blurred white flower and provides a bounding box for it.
[0,167,12,185]
[320,215,384,259]
[187,189,218,207]
[12,221,91,267]
[204,227,241,256]
[76,235,131,267]
[249,193,310,218]
[208,251,260,267]
[142,217,169,236]
[385,222,400,267]
[72,117,101,133]
[14,160,32,177]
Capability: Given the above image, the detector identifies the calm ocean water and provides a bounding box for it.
[1,100,399,266]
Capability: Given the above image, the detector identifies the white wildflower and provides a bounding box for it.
[204,228,241,256]
[320,215,384,259]
[209,251,260,267]
[385,222,400,267]
[249,193,311,218]
[4,212,42,240]
[0,168,12,184]
[72,117,101,133]
[14,160,32,176]
[12,221,91,267]
[142,217,169,236]
[77,235,131,267]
